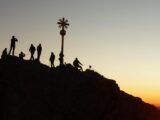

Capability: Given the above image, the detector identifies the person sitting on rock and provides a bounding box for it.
[73,57,83,71]
[19,51,25,61]
[1,48,7,60]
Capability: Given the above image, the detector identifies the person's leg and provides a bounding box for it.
[37,52,40,60]
[30,53,33,60]
[9,46,12,55]
[51,62,52,68]
[33,53,34,60]
[80,66,83,71]
[78,65,83,71]
[12,47,15,56]
[39,52,41,60]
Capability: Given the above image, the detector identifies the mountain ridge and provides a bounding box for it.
[0,56,160,120]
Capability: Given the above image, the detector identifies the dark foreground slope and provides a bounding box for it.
[0,56,160,120]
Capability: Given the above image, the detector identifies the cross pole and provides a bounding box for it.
[57,17,69,66]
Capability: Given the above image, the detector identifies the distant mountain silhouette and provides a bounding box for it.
[0,56,160,120]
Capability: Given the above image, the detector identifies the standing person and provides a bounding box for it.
[9,36,18,56]
[73,58,83,71]
[29,44,36,61]
[59,51,64,66]
[49,52,55,68]
[37,44,42,61]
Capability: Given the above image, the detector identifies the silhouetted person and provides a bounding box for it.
[29,44,35,60]
[73,58,83,71]
[59,51,64,66]
[9,36,18,56]
[50,52,55,68]
[37,44,42,61]
[1,48,7,60]
[19,51,25,61]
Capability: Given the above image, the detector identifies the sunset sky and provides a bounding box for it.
[0,0,160,106]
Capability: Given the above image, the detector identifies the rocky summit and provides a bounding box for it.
[0,56,160,120]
